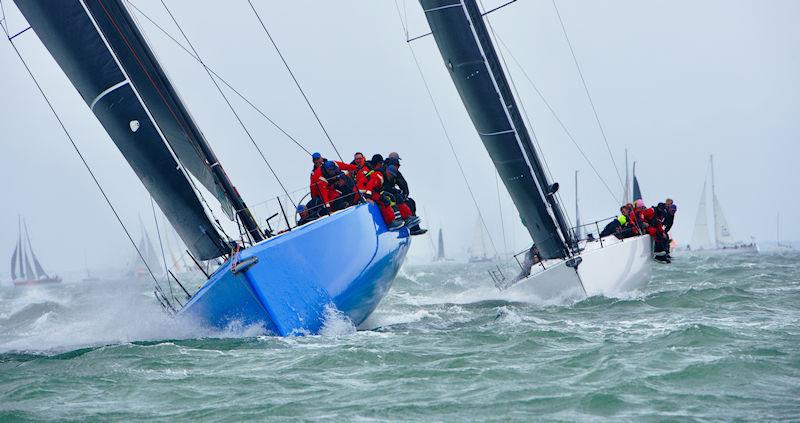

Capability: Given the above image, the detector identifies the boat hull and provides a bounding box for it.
[178,203,411,336]
[506,235,653,301]
[13,277,62,286]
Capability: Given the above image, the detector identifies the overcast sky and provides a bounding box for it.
[1,0,798,275]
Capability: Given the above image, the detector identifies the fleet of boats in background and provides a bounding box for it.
[687,155,760,253]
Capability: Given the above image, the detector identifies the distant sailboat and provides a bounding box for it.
[433,228,448,262]
[467,218,492,263]
[10,218,61,286]
[776,213,794,251]
[689,155,758,252]
[128,218,162,280]
[420,0,652,299]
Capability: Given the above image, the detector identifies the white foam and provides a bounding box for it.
[318,304,356,337]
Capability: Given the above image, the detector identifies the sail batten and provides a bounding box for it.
[14,0,232,259]
[421,0,571,259]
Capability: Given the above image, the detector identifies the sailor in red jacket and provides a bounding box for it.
[351,152,371,185]
[309,153,357,214]
[359,155,404,230]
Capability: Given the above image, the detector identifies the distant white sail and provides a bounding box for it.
[712,193,736,247]
[690,180,712,250]
[468,218,491,262]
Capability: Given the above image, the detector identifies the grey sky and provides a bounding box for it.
[1,0,798,275]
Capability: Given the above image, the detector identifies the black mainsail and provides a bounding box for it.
[420,0,572,259]
[13,0,263,259]
[632,162,642,202]
[436,228,446,261]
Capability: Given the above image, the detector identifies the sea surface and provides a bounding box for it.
[1,251,798,421]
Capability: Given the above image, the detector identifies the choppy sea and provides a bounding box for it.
[1,250,798,421]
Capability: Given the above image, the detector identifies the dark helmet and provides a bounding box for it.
[322,160,341,178]
[371,154,384,167]
[385,157,400,168]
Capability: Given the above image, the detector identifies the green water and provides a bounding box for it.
[1,251,798,421]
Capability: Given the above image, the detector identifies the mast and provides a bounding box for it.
[574,170,581,240]
[420,0,572,259]
[623,148,630,203]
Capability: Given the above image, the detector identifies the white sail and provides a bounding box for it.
[712,193,736,247]
[468,219,490,262]
[690,180,712,250]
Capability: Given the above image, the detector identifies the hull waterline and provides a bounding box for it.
[178,203,411,336]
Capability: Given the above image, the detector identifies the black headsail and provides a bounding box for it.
[14,0,264,259]
[10,230,20,280]
[420,0,573,259]
[23,219,49,279]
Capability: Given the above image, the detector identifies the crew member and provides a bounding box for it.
[309,152,356,214]
[385,165,423,233]
[359,156,405,230]
[296,204,313,226]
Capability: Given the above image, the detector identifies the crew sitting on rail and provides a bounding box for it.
[308,152,356,216]
[351,152,372,184]
[383,152,426,236]
[600,205,632,239]
[357,155,406,230]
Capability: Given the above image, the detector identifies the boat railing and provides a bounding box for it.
[154,182,370,312]
[510,215,638,274]
[242,179,367,246]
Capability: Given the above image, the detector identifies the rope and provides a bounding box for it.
[124,0,310,155]
[1,21,163,293]
[551,0,624,192]
[393,0,499,256]
[150,197,174,301]
[246,0,343,162]
[495,171,508,256]
[158,0,294,205]
[479,1,576,242]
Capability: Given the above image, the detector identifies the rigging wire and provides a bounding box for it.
[392,0,499,257]
[246,0,343,162]
[494,171,509,256]
[124,0,310,155]
[494,35,621,204]
[158,0,294,205]
[478,0,576,238]
[551,0,624,192]
[125,6,236,244]
[1,18,170,309]
[151,196,174,301]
